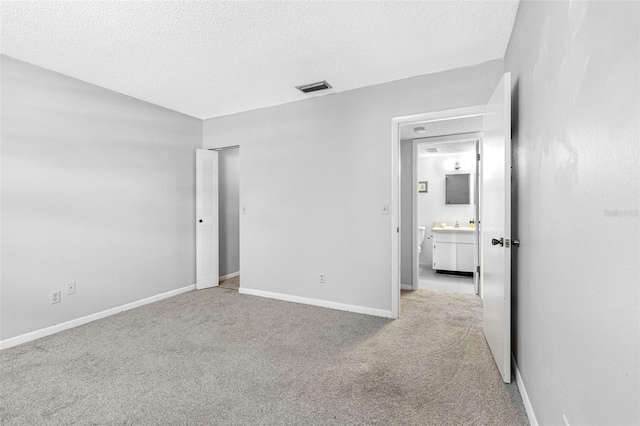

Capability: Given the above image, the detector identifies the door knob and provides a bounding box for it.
[491,238,504,247]
[199,220,203,223]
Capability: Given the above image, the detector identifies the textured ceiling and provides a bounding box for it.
[0,1,519,119]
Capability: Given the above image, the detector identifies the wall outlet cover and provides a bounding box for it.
[319,273,326,283]
[67,282,76,295]
[50,290,61,304]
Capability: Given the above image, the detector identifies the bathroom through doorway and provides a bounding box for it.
[413,134,481,296]
[399,116,483,297]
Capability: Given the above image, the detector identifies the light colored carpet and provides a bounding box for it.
[0,288,528,425]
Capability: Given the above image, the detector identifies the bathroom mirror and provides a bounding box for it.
[445,173,470,204]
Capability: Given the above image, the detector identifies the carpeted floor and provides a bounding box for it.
[0,288,528,425]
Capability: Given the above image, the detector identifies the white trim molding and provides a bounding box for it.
[0,284,196,351]
[239,287,394,319]
[512,354,539,426]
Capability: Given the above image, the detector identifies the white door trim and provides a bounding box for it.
[391,105,486,318]
[411,140,419,290]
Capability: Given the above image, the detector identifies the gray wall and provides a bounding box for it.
[505,2,639,425]
[218,148,240,277]
[203,59,503,313]
[400,140,413,286]
[1,56,202,340]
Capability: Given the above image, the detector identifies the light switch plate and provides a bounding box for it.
[381,204,389,215]
[67,281,76,295]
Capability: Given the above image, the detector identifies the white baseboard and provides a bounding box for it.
[239,287,394,319]
[0,284,196,351]
[512,354,539,426]
[401,284,413,291]
[219,271,240,281]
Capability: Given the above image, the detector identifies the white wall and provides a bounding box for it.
[218,147,240,277]
[505,2,639,425]
[203,60,503,314]
[1,56,202,341]
[417,152,475,267]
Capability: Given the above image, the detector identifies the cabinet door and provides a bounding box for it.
[457,243,475,272]
[433,242,457,271]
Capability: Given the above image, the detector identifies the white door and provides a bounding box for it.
[196,149,219,290]
[481,72,512,383]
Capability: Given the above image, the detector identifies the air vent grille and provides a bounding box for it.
[427,148,439,153]
[296,80,332,93]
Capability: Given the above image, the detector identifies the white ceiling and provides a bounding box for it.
[418,140,477,156]
[0,1,520,120]
[400,115,483,140]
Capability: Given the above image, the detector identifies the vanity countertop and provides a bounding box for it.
[431,226,475,233]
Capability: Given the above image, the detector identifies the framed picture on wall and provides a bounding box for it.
[418,181,428,193]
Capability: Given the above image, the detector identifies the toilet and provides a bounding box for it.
[418,226,426,253]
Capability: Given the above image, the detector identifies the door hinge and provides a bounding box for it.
[477,266,480,273]
[477,153,481,161]
[397,227,400,233]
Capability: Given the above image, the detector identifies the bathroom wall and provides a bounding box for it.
[417,152,476,267]
[505,1,639,424]
[203,59,504,315]
[400,139,413,286]
[218,147,240,277]
[1,55,202,341]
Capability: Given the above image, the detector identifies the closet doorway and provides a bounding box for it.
[214,146,241,291]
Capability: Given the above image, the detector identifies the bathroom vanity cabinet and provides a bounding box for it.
[431,228,475,273]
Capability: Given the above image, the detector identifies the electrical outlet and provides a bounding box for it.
[319,273,326,283]
[381,203,389,215]
[67,281,76,295]
[50,290,61,304]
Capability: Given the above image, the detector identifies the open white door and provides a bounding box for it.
[196,149,219,290]
[481,73,511,383]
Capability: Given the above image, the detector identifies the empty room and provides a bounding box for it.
[1,1,638,425]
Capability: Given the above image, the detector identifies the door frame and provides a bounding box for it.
[410,132,483,294]
[391,105,486,318]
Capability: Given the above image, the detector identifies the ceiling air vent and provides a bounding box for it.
[296,80,332,94]
[427,148,439,153]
